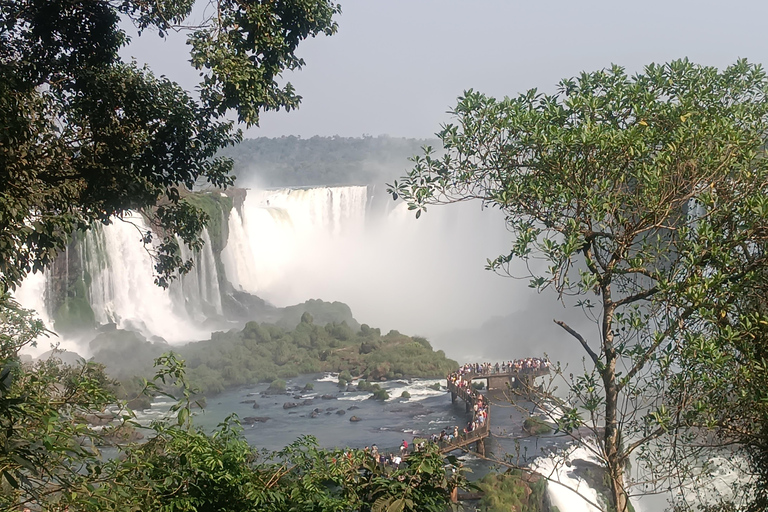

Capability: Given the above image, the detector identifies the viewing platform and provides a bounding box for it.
[441,362,550,457]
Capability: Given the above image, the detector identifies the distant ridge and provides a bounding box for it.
[218,135,440,188]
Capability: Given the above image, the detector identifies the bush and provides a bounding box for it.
[429,382,442,391]
[412,336,431,349]
[370,388,390,401]
[471,381,485,390]
[401,391,411,398]
[303,383,314,391]
[338,378,347,388]
[523,416,553,436]
[267,379,286,393]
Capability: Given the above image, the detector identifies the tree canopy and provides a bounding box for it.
[0,0,340,290]
[391,59,768,511]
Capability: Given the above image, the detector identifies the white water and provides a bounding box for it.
[83,214,212,343]
[222,186,526,337]
[15,184,530,355]
[533,444,605,512]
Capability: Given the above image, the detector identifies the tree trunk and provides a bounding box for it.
[602,284,629,511]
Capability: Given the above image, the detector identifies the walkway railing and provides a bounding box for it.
[441,364,550,455]
[440,379,490,453]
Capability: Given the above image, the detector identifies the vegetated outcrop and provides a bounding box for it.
[96,309,456,401]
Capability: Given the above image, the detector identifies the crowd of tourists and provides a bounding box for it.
[454,358,550,377]
[357,359,550,468]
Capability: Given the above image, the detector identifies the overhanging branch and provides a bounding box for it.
[554,319,599,364]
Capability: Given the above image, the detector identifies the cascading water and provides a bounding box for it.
[221,186,369,296]
[16,184,527,351]
[82,213,216,343]
[221,185,523,336]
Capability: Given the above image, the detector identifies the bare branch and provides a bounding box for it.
[554,319,599,364]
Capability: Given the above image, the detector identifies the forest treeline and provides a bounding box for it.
[219,135,439,187]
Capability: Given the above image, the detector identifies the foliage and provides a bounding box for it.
[390,59,768,511]
[0,0,340,292]
[522,416,553,436]
[477,470,547,512]
[401,391,411,398]
[267,379,286,393]
[92,319,456,398]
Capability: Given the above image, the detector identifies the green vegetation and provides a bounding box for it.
[92,314,457,398]
[471,381,485,391]
[401,391,411,398]
[220,135,439,187]
[429,382,442,391]
[267,379,286,393]
[523,416,553,436]
[183,191,234,255]
[371,388,390,401]
[391,59,768,509]
[477,471,548,511]
[1,0,340,291]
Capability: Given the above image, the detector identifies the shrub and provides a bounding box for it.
[371,388,390,401]
[412,336,431,349]
[338,378,347,388]
[471,381,485,390]
[401,391,411,398]
[429,382,442,391]
[523,416,553,436]
[303,383,314,390]
[267,379,286,393]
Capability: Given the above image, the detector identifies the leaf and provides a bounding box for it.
[387,497,405,512]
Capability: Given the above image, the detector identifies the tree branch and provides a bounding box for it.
[554,319,599,364]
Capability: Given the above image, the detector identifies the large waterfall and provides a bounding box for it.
[16,185,525,354]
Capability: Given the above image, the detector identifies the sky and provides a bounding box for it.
[122,0,768,139]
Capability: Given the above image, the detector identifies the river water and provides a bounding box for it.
[137,373,566,474]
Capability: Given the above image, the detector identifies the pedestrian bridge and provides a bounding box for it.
[440,366,550,456]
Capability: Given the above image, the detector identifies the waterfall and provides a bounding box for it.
[221,186,369,295]
[82,213,214,343]
[15,184,525,351]
[221,185,522,337]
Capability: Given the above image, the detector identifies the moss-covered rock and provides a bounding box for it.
[523,416,553,436]
[54,296,96,333]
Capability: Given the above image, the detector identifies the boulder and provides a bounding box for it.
[347,405,360,411]
[321,394,336,400]
[252,402,260,409]
[336,410,346,416]
[310,411,319,418]
[240,399,256,404]
[349,415,362,422]
[283,402,299,409]
[242,416,270,424]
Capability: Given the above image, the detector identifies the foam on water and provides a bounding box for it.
[532,444,604,512]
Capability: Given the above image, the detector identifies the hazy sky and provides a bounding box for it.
[122,0,768,139]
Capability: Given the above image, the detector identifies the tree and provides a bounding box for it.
[0,0,340,291]
[390,59,768,510]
